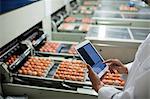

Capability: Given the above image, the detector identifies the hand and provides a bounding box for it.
[103,59,128,74]
[87,65,104,92]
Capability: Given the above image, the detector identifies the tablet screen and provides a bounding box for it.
[78,43,106,74]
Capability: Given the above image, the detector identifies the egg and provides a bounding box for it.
[54,60,86,82]
[76,76,83,81]
[54,74,59,79]
[71,76,76,81]
[59,74,65,79]
[18,69,23,74]
[21,66,25,70]
[65,75,70,80]
[32,71,37,76]
[27,70,32,75]
[107,80,114,85]
[22,70,27,75]
[120,81,125,86]
[37,71,43,76]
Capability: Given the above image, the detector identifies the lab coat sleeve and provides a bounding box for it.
[98,86,134,99]
[98,86,121,99]
[125,62,133,72]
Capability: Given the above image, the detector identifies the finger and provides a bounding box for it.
[106,62,116,67]
[103,59,113,63]
[109,66,115,74]
[86,64,92,70]
[109,68,115,74]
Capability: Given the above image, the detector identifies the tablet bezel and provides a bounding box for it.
[75,40,108,78]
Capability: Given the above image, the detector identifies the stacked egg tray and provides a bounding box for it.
[48,60,87,82]
[72,9,94,15]
[35,41,78,57]
[72,8,95,15]
[83,1,99,6]
[64,16,96,24]
[2,44,29,68]
[58,23,90,33]
[119,5,138,12]
[5,54,19,66]
[101,71,125,88]
[79,6,96,15]
[13,59,91,88]
[17,56,54,78]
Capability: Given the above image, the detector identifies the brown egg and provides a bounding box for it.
[30,67,34,71]
[21,66,25,70]
[107,80,114,85]
[63,71,68,75]
[32,71,37,76]
[27,70,32,75]
[71,76,76,81]
[79,73,84,77]
[6,62,9,65]
[36,66,42,69]
[41,66,46,70]
[120,81,125,86]
[18,70,23,74]
[56,71,61,75]
[54,74,59,79]
[41,73,45,77]
[59,74,65,79]
[65,75,70,80]
[22,70,27,75]
[76,76,83,81]
[37,71,43,77]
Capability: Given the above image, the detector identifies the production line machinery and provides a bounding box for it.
[0,22,97,99]
[97,1,150,13]
[0,22,128,99]
[69,0,99,17]
[85,25,150,63]
[51,6,92,42]
[93,11,150,27]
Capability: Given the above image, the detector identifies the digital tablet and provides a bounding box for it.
[75,40,108,78]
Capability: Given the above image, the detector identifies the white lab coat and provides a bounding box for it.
[98,34,150,99]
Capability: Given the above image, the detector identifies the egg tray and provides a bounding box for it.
[101,73,125,89]
[58,23,76,32]
[79,6,97,10]
[80,10,94,15]
[119,5,139,12]
[35,42,79,57]
[15,56,54,78]
[72,10,94,15]
[58,23,88,33]
[64,17,96,24]
[1,46,21,65]
[50,60,88,83]
[4,54,20,66]
[36,41,62,53]
[83,1,98,6]
[13,61,91,90]
[64,18,81,23]
[78,24,90,32]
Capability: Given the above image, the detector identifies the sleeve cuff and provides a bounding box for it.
[125,62,133,72]
[98,86,121,99]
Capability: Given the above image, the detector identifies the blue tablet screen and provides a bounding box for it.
[78,43,106,74]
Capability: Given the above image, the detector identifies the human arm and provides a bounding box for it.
[98,86,133,99]
[87,64,133,99]
[87,64,104,92]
